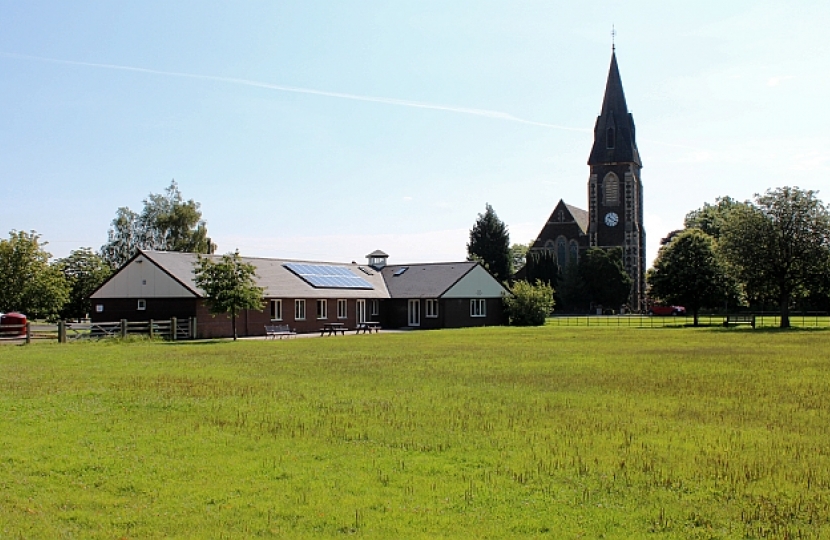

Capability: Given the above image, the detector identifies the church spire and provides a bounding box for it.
[588,51,641,166]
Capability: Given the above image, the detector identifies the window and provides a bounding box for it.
[137,299,146,311]
[294,299,306,320]
[606,127,615,149]
[603,173,619,206]
[471,299,486,317]
[370,299,379,316]
[270,299,282,321]
[557,238,568,266]
[337,299,348,319]
[316,299,328,320]
[95,304,104,313]
[569,241,579,265]
[425,299,439,318]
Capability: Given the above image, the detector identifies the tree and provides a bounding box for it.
[0,230,70,320]
[647,229,731,326]
[684,196,749,240]
[467,203,511,282]
[524,249,559,288]
[720,187,830,328]
[101,180,215,269]
[502,280,555,326]
[556,260,587,312]
[509,242,530,275]
[193,251,264,340]
[56,248,113,321]
[579,247,632,311]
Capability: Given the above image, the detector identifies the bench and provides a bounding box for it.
[320,323,346,336]
[723,314,755,328]
[355,322,381,334]
[265,324,296,339]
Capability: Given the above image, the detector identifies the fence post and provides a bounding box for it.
[24,321,31,344]
[121,319,128,338]
[149,319,155,339]
[191,317,197,340]
[58,320,66,343]
[171,317,177,341]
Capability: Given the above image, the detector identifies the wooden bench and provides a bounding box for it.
[265,324,296,339]
[355,322,381,334]
[723,314,755,328]
[320,323,346,336]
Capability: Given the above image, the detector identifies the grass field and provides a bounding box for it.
[1,326,829,538]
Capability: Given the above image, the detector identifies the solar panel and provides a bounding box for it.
[284,263,374,290]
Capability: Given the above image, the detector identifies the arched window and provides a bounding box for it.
[603,173,619,206]
[569,241,579,264]
[606,127,615,149]
[544,239,555,253]
[557,238,568,266]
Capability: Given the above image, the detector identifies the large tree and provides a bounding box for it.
[647,229,731,326]
[467,203,511,282]
[193,251,264,341]
[524,249,559,288]
[101,180,215,269]
[0,230,70,320]
[56,248,113,321]
[579,247,632,311]
[684,196,749,240]
[720,187,830,328]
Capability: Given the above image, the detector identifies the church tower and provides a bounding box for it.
[587,51,645,310]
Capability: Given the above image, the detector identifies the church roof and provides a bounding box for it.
[564,203,589,234]
[588,52,641,166]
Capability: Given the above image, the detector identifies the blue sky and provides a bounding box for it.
[2,1,828,267]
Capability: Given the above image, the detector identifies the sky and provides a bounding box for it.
[2,1,829,268]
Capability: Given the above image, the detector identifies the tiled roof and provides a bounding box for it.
[381,262,478,299]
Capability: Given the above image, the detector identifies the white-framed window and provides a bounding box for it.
[137,299,146,311]
[316,299,328,320]
[408,299,420,326]
[337,299,348,319]
[471,299,486,317]
[370,299,379,316]
[295,299,306,321]
[96,304,104,313]
[425,299,439,318]
[270,299,282,321]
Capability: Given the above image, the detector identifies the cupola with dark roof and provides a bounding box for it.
[588,52,641,167]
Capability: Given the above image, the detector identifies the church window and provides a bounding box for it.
[603,173,619,206]
[606,127,615,149]
[557,238,568,266]
[569,241,579,264]
[544,239,555,253]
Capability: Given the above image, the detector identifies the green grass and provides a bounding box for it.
[1,326,829,538]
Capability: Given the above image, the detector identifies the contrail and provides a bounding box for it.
[1,51,589,133]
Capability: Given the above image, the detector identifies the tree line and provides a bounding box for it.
[0,181,214,321]
[467,186,830,328]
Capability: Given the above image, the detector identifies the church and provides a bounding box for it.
[528,50,646,311]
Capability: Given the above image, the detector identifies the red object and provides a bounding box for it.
[648,305,686,316]
[0,312,27,336]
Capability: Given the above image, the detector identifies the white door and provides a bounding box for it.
[408,299,420,326]
[356,299,367,324]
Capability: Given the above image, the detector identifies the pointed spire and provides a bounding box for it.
[588,52,641,166]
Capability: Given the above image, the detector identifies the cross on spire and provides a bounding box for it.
[611,25,616,52]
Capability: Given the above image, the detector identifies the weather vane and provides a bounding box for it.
[611,25,616,51]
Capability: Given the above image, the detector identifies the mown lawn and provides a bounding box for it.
[1,326,829,538]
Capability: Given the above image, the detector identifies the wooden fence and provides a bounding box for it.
[0,318,196,344]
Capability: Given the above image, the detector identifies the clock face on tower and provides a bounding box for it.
[604,212,619,227]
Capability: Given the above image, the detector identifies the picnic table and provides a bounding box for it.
[356,321,381,334]
[320,322,347,336]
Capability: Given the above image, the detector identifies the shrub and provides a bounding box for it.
[503,280,555,326]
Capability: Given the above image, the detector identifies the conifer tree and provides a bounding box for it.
[467,203,511,282]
